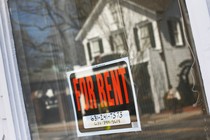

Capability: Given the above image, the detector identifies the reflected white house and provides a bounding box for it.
[75,0,193,114]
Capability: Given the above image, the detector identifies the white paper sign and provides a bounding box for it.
[83,110,130,129]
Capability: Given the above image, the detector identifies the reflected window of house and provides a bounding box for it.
[110,32,127,53]
[134,22,156,51]
[168,19,184,47]
[109,1,119,24]
[87,38,103,61]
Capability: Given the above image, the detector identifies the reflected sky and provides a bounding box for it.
[10,0,51,43]
[9,0,86,71]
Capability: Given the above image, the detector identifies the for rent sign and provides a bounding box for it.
[67,57,141,137]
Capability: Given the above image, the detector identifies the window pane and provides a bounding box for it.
[175,22,184,46]
[140,26,149,38]
[112,33,126,52]
[7,0,209,139]
[91,40,100,56]
[168,20,184,46]
[140,25,151,49]
[109,1,119,24]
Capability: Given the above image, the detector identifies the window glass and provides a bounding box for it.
[168,19,184,46]
[112,32,127,52]
[139,24,153,49]
[7,0,209,139]
[91,39,101,56]
[109,1,119,24]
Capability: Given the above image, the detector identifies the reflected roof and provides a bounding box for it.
[75,0,172,41]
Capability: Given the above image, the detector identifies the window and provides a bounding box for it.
[168,19,184,46]
[133,22,156,51]
[109,32,127,53]
[87,38,103,60]
[5,0,209,139]
[109,1,119,24]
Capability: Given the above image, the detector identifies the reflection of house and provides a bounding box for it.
[75,0,192,113]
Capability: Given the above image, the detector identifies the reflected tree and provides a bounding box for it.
[9,0,98,73]
[9,0,98,138]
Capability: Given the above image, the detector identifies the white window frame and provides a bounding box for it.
[0,0,31,139]
[185,0,210,114]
